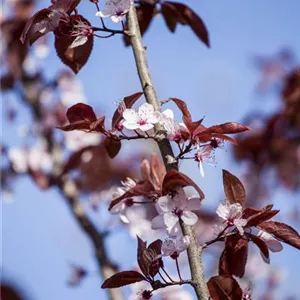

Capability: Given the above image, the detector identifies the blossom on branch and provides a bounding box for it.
[194,144,215,177]
[151,187,201,236]
[96,0,131,23]
[216,202,247,235]
[110,177,137,223]
[257,230,283,262]
[69,18,94,49]
[122,103,161,132]
[160,109,188,143]
[161,235,190,258]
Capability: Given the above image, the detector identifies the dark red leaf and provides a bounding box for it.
[101,271,146,289]
[207,122,250,135]
[222,170,246,206]
[150,155,166,190]
[170,97,192,123]
[140,158,152,182]
[66,103,97,123]
[161,2,185,33]
[20,8,54,45]
[246,208,279,227]
[61,145,97,175]
[163,2,209,47]
[258,221,300,250]
[137,236,148,278]
[111,92,143,129]
[54,15,93,73]
[247,233,269,260]
[163,169,205,200]
[49,0,81,14]
[207,275,243,300]
[219,235,248,278]
[123,3,154,46]
[104,137,122,158]
[148,239,162,255]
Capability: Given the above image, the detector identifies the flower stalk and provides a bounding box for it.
[127,5,210,300]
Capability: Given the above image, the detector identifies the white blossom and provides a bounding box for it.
[96,0,131,23]
[161,235,190,257]
[151,187,201,236]
[110,177,137,223]
[8,142,52,173]
[122,103,161,132]
[64,131,100,151]
[194,144,215,177]
[160,109,188,143]
[216,202,247,235]
[257,230,283,263]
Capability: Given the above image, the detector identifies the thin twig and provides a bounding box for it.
[175,257,183,282]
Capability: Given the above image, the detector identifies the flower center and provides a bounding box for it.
[138,120,147,126]
[174,208,183,216]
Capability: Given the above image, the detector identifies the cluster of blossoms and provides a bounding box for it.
[116,102,218,177]
[8,141,53,173]
[215,201,283,261]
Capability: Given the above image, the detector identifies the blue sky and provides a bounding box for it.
[2,1,300,299]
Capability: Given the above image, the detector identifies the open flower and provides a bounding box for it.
[216,202,247,235]
[151,187,201,236]
[257,230,283,263]
[69,18,93,49]
[194,145,215,177]
[95,0,131,23]
[160,109,188,143]
[161,236,190,258]
[122,103,161,132]
[110,177,136,223]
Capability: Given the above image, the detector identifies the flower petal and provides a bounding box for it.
[139,123,154,132]
[163,212,179,228]
[122,120,140,130]
[216,202,229,220]
[162,109,174,119]
[138,103,154,118]
[123,109,139,122]
[186,197,201,211]
[155,196,172,214]
[96,10,111,18]
[69,35,88,49]
[181,211,198,226]
[151,215,165,229]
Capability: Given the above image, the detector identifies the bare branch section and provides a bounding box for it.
[127,5,210,300]
[20,91,123,300]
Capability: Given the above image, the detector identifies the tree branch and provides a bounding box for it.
[19,85,124,300]
[127,5,210,300]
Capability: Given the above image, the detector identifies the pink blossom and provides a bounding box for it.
[69,18,93,49]
[161,235,190,257]
[216,202,247,235]
[151,187,201,236]
[194,145,215,177]
[96,0,131,23]
[64,131,100,151]
[110,177,136,223]
[160,109,187,143]
[122,103,161,132]
[8,142,53,173]
[257,230,283,263]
